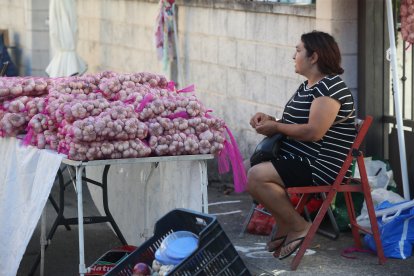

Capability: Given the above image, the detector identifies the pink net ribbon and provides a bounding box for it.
[22,128,34,146]
[123,95,137,105]
[167,81,176,91]
[218,140,230,174]
[136,94,154,112]
[166,82,195,93]
[57,141,69,155]
[341,247,376,259]
[177,84,195,93]
[166,111,189,119]
[217,125,247,193]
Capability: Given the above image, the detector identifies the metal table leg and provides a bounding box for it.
[75,165,87,275]
[40,209,46,276]
[101,165,127,245]
[29,168,69,276]
[199,160,209,214]
[143,162,158,240]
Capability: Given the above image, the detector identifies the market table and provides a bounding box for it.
[0,137,64,276]
[59,154,214,275]
[0,136,214,275]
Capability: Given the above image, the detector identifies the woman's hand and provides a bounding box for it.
[254,120,279,137]
[250,112,275,128]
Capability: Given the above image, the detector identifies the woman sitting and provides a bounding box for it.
[246,31,356,260]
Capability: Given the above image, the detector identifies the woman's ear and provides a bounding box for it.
[310,52,319,65]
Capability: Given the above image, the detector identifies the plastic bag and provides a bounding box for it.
[247,204,275,236]
[353,158,393,190]
[364,201,414,259]
[247,196,322,236]
[356,188,405,229]
[332,190,364,231]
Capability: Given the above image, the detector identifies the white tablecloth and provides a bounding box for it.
[86,159,208,245]
[0,138,63,276]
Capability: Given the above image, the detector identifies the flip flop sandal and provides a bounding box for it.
[278,236,305,260]
[266,235,287,253]
[272,245,284,258]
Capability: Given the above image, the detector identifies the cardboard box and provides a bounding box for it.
[0,29,10,47]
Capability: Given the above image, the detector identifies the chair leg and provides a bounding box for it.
[318,193,340,240]
[344,191,362,248]
[239,201,258,238]
[294,193,311,214]
[295,193,339,240]
[357,155,386,264]
[291,190,337,270]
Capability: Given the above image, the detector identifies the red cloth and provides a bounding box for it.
[247,204,275,236]
[247,196,323,236]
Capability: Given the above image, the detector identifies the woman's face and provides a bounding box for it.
[293,41,313,76]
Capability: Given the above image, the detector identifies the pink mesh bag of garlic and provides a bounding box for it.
[401,0,414,44]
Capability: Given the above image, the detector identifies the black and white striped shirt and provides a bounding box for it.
[279,75,356,185]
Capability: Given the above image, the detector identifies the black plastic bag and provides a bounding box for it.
[250,133,284,166]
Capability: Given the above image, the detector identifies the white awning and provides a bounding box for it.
[46,0,87,77]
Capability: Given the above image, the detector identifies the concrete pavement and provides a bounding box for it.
[18,181,414,275]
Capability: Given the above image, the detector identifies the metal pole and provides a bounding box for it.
[386,0,410,200]
[76,165,87,275]
[40,209,46,276]
[199,161,209,213]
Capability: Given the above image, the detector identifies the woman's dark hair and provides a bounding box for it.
[301,31,344,75]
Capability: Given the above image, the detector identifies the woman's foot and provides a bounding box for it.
[279,222,312,260]
[266,235,287,253]
[267,224,289,257]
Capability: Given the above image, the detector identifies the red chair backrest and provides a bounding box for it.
[352,116,373,153]
[326,115,373,187]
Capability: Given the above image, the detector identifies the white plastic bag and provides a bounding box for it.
[357,188,404,228]
[353,158,393,190]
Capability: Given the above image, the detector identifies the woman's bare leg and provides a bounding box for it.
[246,162,311,256]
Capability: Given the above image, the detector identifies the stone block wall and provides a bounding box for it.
[316,0,358,105]
[176,3,316,159]
[76,0,164,74]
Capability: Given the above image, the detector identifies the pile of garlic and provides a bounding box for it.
[0,77,50,137]
[0,72,228,161]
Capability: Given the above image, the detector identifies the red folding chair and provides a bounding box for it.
[286,115,386,270]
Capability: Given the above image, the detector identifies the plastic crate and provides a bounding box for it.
[106,208,251,276]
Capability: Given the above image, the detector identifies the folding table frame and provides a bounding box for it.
[32,154,213,276]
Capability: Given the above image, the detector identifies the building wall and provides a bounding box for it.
[178,4,317,159]
[0,0,358,182]
[76,0,164,74]
[316,0,358,104]
[0,0,49,76]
